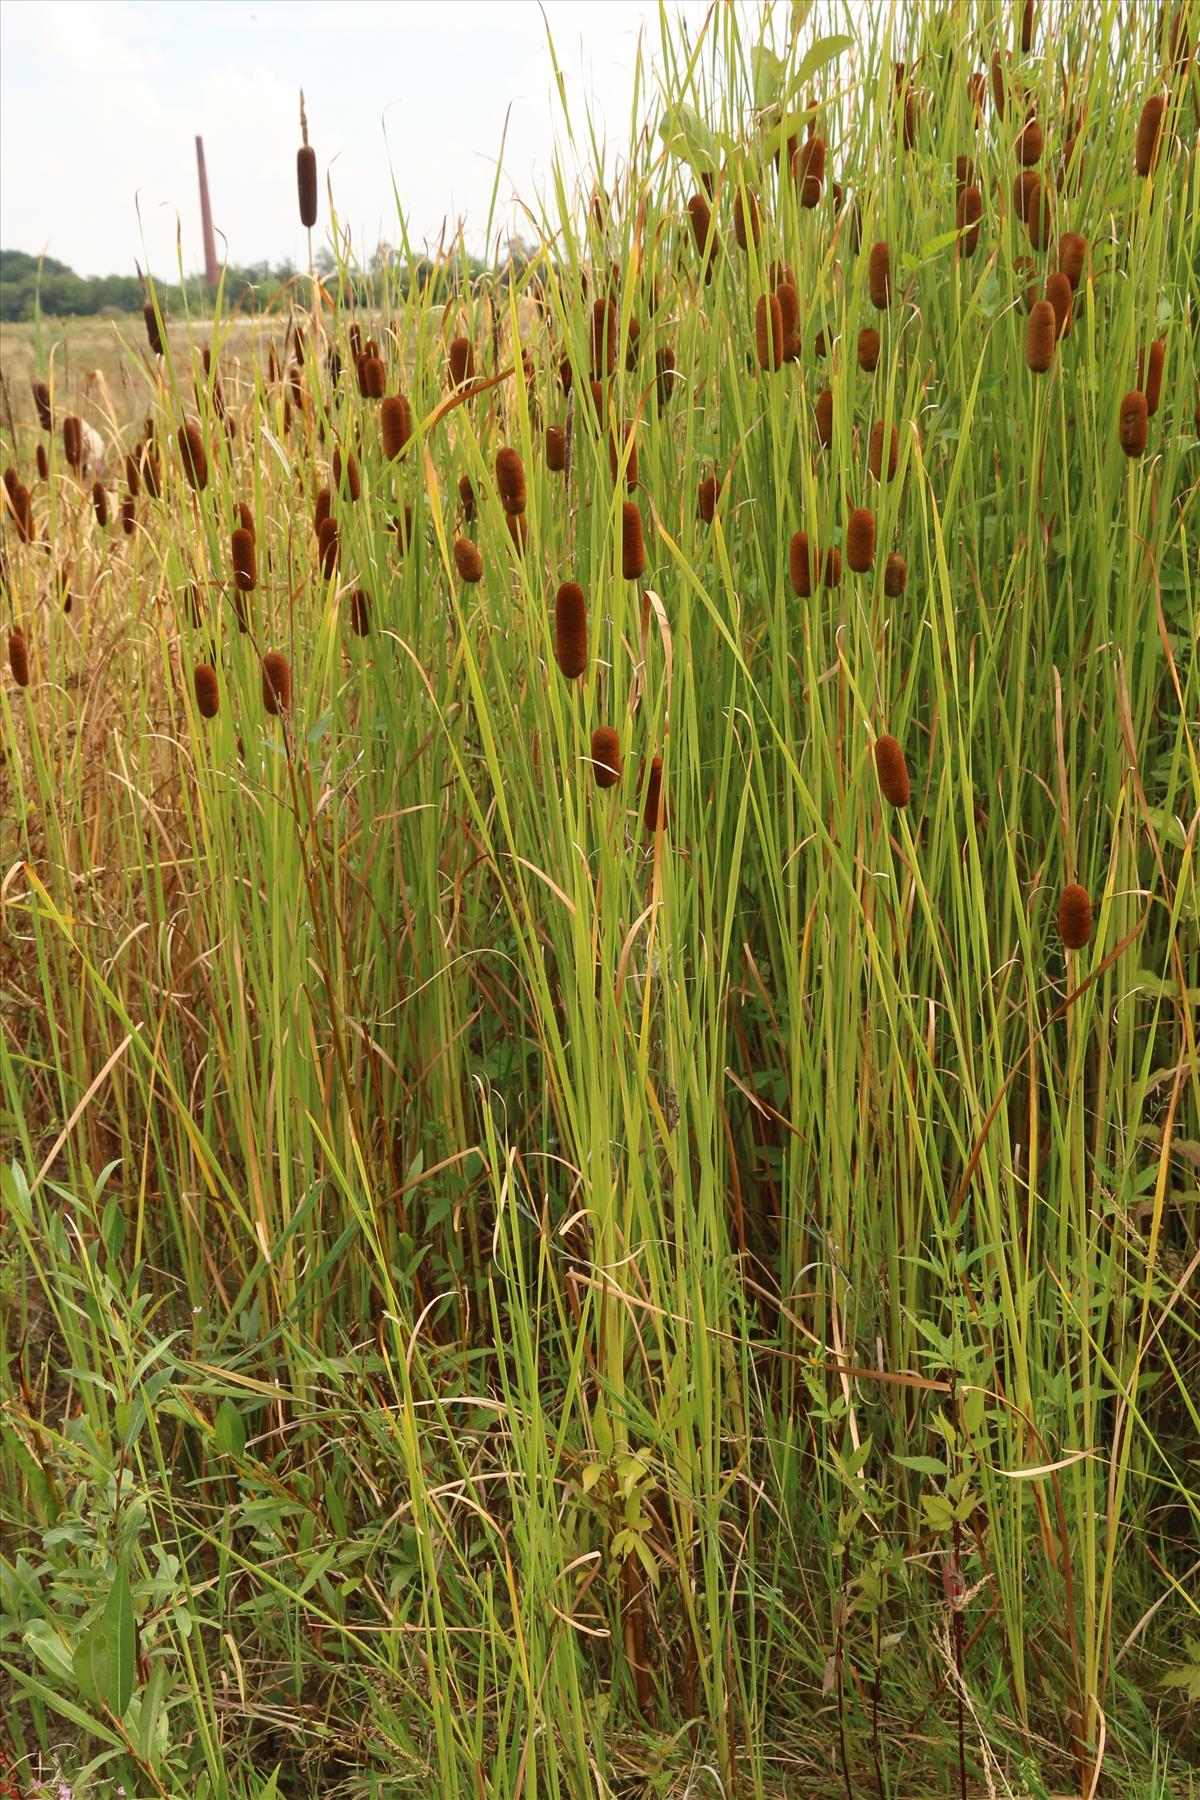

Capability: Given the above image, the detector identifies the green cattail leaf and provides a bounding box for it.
[73,1565,135,1718]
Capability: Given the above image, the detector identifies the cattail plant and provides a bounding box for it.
[1058,231,1088,289]
[823,546,842,588]
[194,664,219,718]
[63,416,83,471]
[262,652,292,716]
[1013,171,1040,222]
[91,482,108,528]
[590,298,618,377]
[622,500,646,580]
[314,486,332,532]
[697,473,721,522]
[32,380,52,432]
[178,422,208,491]
[143,300,164,357]
[554,581,588,679]
[448,335,476,389]
[121,495,135,535]
[1045,271,1073,338]
[1021,0,1036,51]
[546,425,567,471]
[1118,390,1149,456]
[5,467,20,504]
[318,516,339,576]
[858,328,881,372]
[231,526,257,593]
[505,511,528,552]
[755,293,784,372]
[236,501,255,539]
[1026,300,1057,371]
[453,537,483,583]
[991,51,1007,118]
[8,627,29,687]
[775,281,800,362]
[1015,115,1044,165]
[1058,882,1092,949]
[789,530,816,597]
[642,754,665,833]
[496,447,527,514]
[11,484,34,542]
[1134,94,1166,175]
[362,355,387,399]
[124,451,141,498]
[956,184,983,256]
[955,155,976,192]
[846,507,876,572]
[347,588,371,636]
[795,133,825,206]
[868,241,892,309]
[687,193,717,277]
[591,725,621,789]
[815,388,834,448]
[884,551,908,595]
[35,445,48,481]
[1137,339,1165,415]
[869,420,899,481]
[874,734,910,808]
[381,395,412,458]
[459,474,476,520]
[297,130,318,227]
[333,445,361,501]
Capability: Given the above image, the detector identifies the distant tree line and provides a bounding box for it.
[1,242,530,323]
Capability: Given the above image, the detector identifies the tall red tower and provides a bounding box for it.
[196,136,219,285]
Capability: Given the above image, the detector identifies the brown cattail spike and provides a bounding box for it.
[874,735,910,808]
[35,444,48,481]
[63,416,83,470]
[1058,232,1088,290]
[956,185,983,256]
[33,380,52,431]
[121,495,135,535]
[8,629,29,688]
[453,537,483,583]
[642,755,665,833]
[1015,117,1043,165]
[231,526,257,593]
[789,531,816,597]
[333,446,361,502]
[846,508,876,572]
[1118,391,1149,457]
[621,501,646,581]
[777,282,801,362]
[868,241,891,309]
[554,581,588,679]
[458,474,476,520]
[697,474,721,523]
[448,336,476,388]
[869,421,899,482]
[1135,95,1166,176]
[883,552,908,596]
[262,652,292,716]
[144,301,164,357]
[318,517,339,577]
[178,422,208,491]
[815,388,834,449]
[590,298,618,377]
[755,293,784,372]
[1026,301,1056,372]
[545,425,566,472]
[348,589,371,636]
[91,482,108,529]
[1045,272,1073,339]
[297,144,318,227]
[591,726,621,789]
[194,664,219,718]
[795,134,826,206]
[858,327,881,372]
[1058,883,1092,949]
[496,448,527,515]
[381,395,412,458]
[1138,339,1165,415]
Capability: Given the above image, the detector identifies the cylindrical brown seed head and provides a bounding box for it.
[121,495,135,535]
[380,394,412,459]
[1013,170,1040,222]
[621,500,646,580]
[1021,0,1036,51]
[1058,883,1092,949]
[1058,232,1088,289]
[1045,271,1073,338]
[124,451,141,497]
[1026,180,1052,248]
[1026,300,1057,372]
[63,415,83,470]
[956,184,983,256]
[496,447,527,515]
[697,474,720,523]
[789,530,816,597]
[687,192,716,270]
[868,241,891,310]
[755,292,784,372]
[453,536,483,583]
[448,335,475,388]
[231,526,257,593]
[968,70,987,114]
[13,483,34,541]
[297,144,318,227]
[795,134,826,207]
[178,422,208,491]
[590,297,618,377]
[857,327,881,373]
[814,387,834,449]
[642,754,665,833]
[314,485,332,533]
[554,580,588,679]
[591,725,621,789]
[1137,339,1165,415]
[991,51,1007,119]
[955,155,976,192]
[36,444,48,481]
[194,663,219,718]
[458,473,476,520]
[318,516,339,576]
[1135,95,1166,176]
[883,551,908,596]
[1015,117,1043,165]
[332,445,361,501]
[868,420,899,482]
[33,379,52,431]
[262,651,291,716]
[874,735,910,808]
[846,507,876,572]
[143,300,164,357]
[1118,390,1149,456]
[733,188,761,250]
[8,628,29,687]
[236,500,255,539]
[777,282,801,362]
[348,588,371,636]
[91,481,108,528]
[545,425,566,472]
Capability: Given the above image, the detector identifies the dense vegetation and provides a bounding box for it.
[2,2,1198,1796]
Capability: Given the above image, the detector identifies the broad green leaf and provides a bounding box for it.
[215,1398,247,1459]
[74,1566,136,1718]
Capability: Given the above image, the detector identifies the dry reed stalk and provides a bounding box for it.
[381,395,412,458]
[1026,300,1057,372]
[858,327,881,372]
[869,420,899,481]
[554,581,588,679]
[846,507,876,572]
[622,500,646,580]
[496,448,527,515]
[755,293,784,372]
[1058,883,1092,948]
[8,628,29,687]
[868,241,892,309]
[874,735,910,807]
[1118,391,1148,456]
[262,651,292,715]
[193,664,219,718]
[453,537,483,583]
[178,422,208,491]
[591,726,621,788]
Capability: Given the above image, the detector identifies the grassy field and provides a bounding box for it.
[2,2,1199,1796]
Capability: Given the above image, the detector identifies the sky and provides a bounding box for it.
[0,0,732,280]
